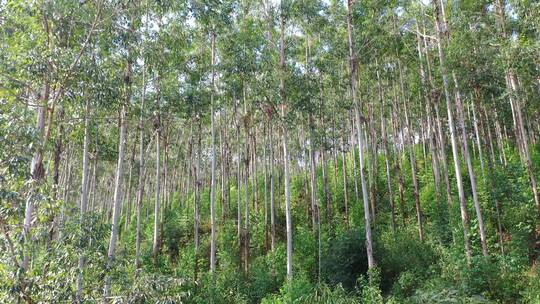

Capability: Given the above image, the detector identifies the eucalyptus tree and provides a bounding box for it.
[189,0,234,274]
[492,0,540,213]
[346,0,375,269]
[286,0,329,279]
[0,0,110,301]
[181,28,212,280]
[103,0,143,299]
[278,0,294,279]
[134,0,151,272]
[431,0,474,263]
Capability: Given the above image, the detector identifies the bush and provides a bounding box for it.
[321,228,368,289]
[375,227,438,292]
[261,274,313,304]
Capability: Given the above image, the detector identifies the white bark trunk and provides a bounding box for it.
[76,98,91,302]
[103,103,127,301]
[210,31,217,274]
[347,0,375,269]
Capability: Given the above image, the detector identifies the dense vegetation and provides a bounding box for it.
[1,0,539,303]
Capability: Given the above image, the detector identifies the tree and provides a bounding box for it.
[347,0,375,269]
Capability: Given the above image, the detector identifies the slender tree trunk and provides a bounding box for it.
[194,118,202,282]
[308,114,322,283]
[482,105,497,165]
[209,30,217,274]
[415,23,443,228]
[236,113,242,251]
[243,86,250,275]
[398,61,424,242]
[367,102,377,223]
[493,108,507,165]
[152,76,161,262]
[53,106,64,201]
[23,84,50,272]
[341,135,349,227]
[280,6,293,279]
[508,74,540,212]
[103,102,128,301]
[347,0,375,269]
[494,0,540,229]
[263,122,269,251]
[124,140,136,231]
[487,154,505,255]
[135,52,147,271]
[89,149,98,212]
[350,114,360,204]
[244,135,250,274]
[51,105,64,240]
[419,14,454,219]
[320,146,331,223]
[252,129,259,213]
[471,92,485,175]
[221,117,227,222]
[163,128,169,213]
[60,146,73,238]
[390,96,406,225]
[269,118,276,251]
[452,72,488,256]
[264,0,277,252]
[76,98,91,302]
[309,114,318,231]
[433,0,472,264]
[376,66,396,233]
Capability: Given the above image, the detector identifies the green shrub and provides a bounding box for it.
[321,229,368,289]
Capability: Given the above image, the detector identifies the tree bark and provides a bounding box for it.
[376,65,396,233]
[210,30,217,274]
[433,0,472,264]
[269,117,276,251]
[103,102,128,301]
[152,75,161,262]
[347,0,375,269]
[398,61,424,242]
[76,98,91,302]
[135,49,147,271]
[280,4,293,279]
[452,72,488,256]
[341,135,349,228]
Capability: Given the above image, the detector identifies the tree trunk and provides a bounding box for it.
[452,72,488,256]
[471,93,485,175]
[263,122,269,251]
[76,98,91,302]
[194,118,202,282]
[243,86,250,275]
[309,114,322,283]
[103,102,128,301]
[280,6,293,279]
[236,113,242,252]
[210,30,217,274]
[309,114,318,231]
[376,65,396,233]
[269,118,276,251]
[341,135,349,228]
[23,84,50,272]
[135,52,147,271]
[433,0,472,264]
[347,0,375,269]
[390,97,406,225]
[124,139,137,231]
[152,76,161,262]
[398,61,424,242]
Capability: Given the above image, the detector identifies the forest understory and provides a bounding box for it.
[1,0,540,303]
